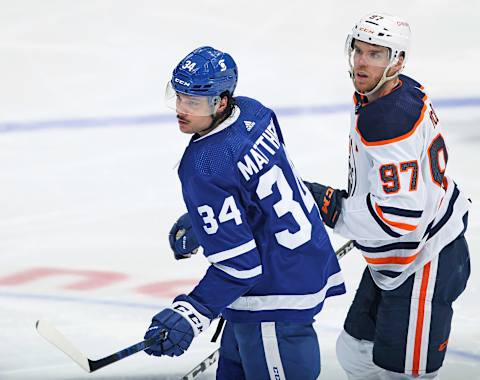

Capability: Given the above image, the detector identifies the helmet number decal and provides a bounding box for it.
[369,15,384,21]
[181,60,197,72]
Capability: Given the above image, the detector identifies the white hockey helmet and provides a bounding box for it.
[345,13,411,96]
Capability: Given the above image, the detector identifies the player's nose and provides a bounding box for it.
[176,106,192,118]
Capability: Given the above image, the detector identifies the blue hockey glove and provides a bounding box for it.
[304,181,348,228]
[144,295,213,357]
[168,213,200,260]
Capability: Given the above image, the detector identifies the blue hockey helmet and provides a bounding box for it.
[172,46,238,96]
[166,46,238,116]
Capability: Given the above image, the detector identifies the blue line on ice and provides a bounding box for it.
[1,96,480,133]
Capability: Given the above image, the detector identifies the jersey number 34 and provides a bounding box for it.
[197,164,315,250]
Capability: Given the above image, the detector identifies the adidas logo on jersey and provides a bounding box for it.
[244,121,255,131]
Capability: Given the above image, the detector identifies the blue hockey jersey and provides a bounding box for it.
[178,97,345,323]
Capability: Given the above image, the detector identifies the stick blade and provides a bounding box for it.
[36,320,91,373]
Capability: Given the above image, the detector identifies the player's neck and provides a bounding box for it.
[196,107,235,137]
[197,122,217,137]
[367,77,400,103]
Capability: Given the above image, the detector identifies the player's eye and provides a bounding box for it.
[187,100,200,108]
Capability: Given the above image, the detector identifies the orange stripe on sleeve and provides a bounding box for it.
[363,252,418,265]
[375,203,418,231]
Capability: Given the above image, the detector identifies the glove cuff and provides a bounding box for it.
[170,295,212,337]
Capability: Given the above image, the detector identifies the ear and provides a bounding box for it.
[387,55,405,77]
[216,96,229,113]
[396,54,405,70]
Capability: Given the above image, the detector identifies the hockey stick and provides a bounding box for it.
[334,239,355,260]
[35,320,164,373]
[181,239,355,380]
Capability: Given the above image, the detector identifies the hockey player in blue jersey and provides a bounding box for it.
[305,13,471,379]
[143,46,346,379]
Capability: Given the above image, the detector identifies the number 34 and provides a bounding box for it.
[197,196,242,235]
[197,164,315,250]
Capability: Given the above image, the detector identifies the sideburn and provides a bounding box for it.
[209,95,236,130]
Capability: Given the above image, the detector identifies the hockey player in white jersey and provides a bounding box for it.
[305,13,471,379]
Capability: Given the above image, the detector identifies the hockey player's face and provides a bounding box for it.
[175,94,214,134]
[352,41,390,93]
[176,112,213,135]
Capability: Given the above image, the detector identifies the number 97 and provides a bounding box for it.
[379,160,419,194]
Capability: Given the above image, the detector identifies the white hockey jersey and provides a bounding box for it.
[334,75,470,290]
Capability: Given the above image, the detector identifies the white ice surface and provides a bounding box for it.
[0,1,479,379]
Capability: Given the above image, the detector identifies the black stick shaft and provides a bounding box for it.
[88,337,157,372]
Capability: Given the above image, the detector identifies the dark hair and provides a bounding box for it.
[211,91,236,127]
[220,91,236,115]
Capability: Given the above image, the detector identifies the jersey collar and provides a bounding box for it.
[193,105,241,142]
[354,80,403,114]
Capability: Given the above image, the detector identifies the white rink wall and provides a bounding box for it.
[1,0,480,122]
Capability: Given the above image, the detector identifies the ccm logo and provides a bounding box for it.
[273,367,281,380]
[174,78,190,86]
[359,27,374,34]
[173,304,204,332]
[321,188,334,214]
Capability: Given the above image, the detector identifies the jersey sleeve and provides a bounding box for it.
[335,138,426,241]
[182,173,262,317]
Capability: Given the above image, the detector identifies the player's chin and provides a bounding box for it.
[354,81,375,94]
[178,120,192,133]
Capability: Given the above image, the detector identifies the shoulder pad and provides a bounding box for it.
[399,74,423,89]
[356,80,427,146]
[235,96,272,122]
